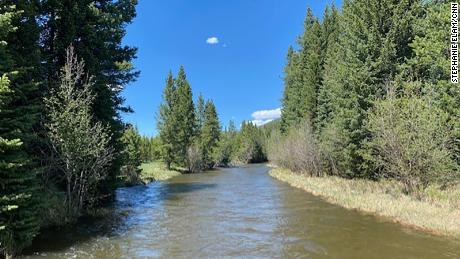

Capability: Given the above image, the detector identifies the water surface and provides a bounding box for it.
[24,164,460,258]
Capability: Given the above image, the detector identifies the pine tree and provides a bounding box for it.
[195,93,205,133]
[399,2,460,166]
[280,7,324,132]
[280,46,302,132]
[121,125,142,170]
[174,66,196,167]
[316,5,340,132]
[41,0,139,194]
[298,9,322,125]
[320,0,420,177]
[0,7,40,257]
[200,100,220,168]
[157,71,177,169]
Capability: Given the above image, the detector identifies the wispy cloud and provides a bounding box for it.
[206,37,219,44]
[250,108,281,126]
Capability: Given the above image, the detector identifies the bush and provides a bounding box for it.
[267,120,322,176]
[365,93,458,193]
[186,143,203,173]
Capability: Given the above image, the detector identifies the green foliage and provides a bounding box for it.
[0,7,41,257]
[41,0,139,196]
[275,0,458,194]
[214,120,238,167]
[364,91,457,193]
[120,125,142,184]
[139,135,162,162]
[174,66,196,166]
[200,100,220,168]
[399,2,460,166]
[234,121,266,163]
[157,71,177,169]
[44,47,113,218]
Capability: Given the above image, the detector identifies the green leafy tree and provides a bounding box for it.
[365,89,457,192]
[44,47,113,218]
[41,0,139,194]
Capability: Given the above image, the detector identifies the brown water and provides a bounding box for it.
[23,164,460,258]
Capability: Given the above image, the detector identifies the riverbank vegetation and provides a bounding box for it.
[155,68,269,173]
[0,1,139,257]
[270,168,460,237]
[139,161,182,182]
[268,0,460,237]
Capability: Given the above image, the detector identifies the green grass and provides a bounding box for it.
[269,167,460,238]
[140,161,182,183]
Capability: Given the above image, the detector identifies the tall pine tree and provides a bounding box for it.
[0,7,40,257]
[320,0,420,177]
[41,0,139,193]
[200,100,220,168]
[157,71,177,169]
[174,66,196,167]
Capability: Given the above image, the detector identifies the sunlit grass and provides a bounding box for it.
[140,161,182,182]
[269,168,460,238]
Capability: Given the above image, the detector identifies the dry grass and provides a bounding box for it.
[140,161,182,183]
[269,168,460,238]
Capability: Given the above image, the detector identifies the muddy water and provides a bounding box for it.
[23,164,459,258]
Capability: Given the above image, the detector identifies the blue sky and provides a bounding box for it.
[122,0,341,136]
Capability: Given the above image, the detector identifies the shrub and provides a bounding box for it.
[186,143,203,173]
[365,93,458,193]
[267,120,322,176]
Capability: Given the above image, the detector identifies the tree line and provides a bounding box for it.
[0,1,138,257]
[269,0,459,194]
[154,67,268,173]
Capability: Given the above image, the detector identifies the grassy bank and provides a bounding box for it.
[269,168,460,238]
[140,161,182,183]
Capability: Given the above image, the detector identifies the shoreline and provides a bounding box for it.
[269,168,460,239]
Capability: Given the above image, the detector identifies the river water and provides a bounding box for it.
[23,164,460,258]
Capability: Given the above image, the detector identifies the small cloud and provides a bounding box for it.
[250,108,281,126]
[206,37,219,44]
[222,43,227,48]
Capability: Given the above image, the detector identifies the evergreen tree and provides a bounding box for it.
[399,2,460,166]
[320,0,420,177]
[200,100,220,168]
[121,125,142,170]
[174,66,196,167]
[280,46,302,133]
[157,71,177,169]
[41,0,139,194]
[298,9,322,125]
[0,8,40,257]
[316,5,340,132]
[195,93,205,132]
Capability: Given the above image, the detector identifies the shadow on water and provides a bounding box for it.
[22,181,216,256]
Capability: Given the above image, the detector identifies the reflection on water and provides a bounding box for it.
[23,164,460,258]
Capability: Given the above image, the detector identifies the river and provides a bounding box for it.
[23,164,460,258]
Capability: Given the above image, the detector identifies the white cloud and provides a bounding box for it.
[206,37,219,44]
[250,108,281,126]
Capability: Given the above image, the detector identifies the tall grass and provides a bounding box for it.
[140,161,181,182]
